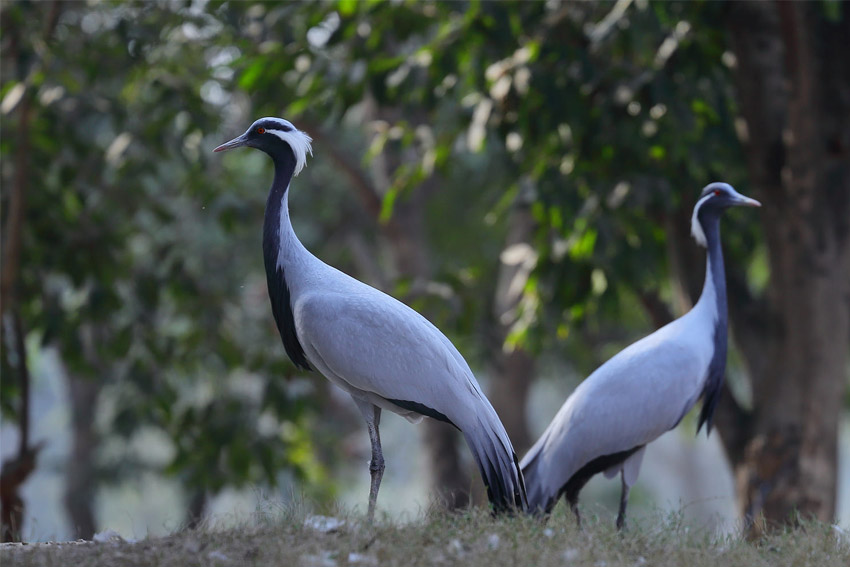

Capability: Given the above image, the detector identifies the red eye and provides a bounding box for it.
[713,190,721,196]
[257,127,265,134]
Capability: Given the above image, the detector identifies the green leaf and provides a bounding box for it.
[379,188,398,223]
[239,59,266,90]
[338,0,358,17]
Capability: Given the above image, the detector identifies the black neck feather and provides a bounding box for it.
[695,209,727,434]
[261,149,311,370]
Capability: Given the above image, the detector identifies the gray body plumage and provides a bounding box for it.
[521,280,717,512]
[521,183,760,524]
[215,118,526,517]
[280,195,525,506]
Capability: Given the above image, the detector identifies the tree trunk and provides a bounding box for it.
[0,21,36,544]
[0,1,62,542]
[64,372,100,540]
[0,314,42,543]
[487,184,537,456]
[185,490,207,530]
[724,1,850,535]
[385,176,471,510]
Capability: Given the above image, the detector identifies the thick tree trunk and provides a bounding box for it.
[724,1,850,535]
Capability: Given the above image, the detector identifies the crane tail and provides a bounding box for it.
[463,420,528,514]
[696,372,723,435]
[519,445,559,516]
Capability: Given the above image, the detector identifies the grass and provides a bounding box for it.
[1,503,848,567]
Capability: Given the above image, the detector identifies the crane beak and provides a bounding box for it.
[735,195,761,207]
[213,133,248,153]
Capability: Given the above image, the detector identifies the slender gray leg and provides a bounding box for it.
[366,406,384,523]
[356,399,384,523]
[616,472,630,531]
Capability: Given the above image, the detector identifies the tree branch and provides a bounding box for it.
[296,117,408,241]
[636,289,674,329]
[300,119,384,218]
[0,79,33,324]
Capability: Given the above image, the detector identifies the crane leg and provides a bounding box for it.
[616,472,630,531]
[357,401,384,523]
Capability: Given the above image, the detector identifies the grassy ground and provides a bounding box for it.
[2,504,848,567]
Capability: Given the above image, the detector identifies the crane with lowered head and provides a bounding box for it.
[520,183,760,529]
[214,117,527,521]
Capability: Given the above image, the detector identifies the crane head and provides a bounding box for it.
[214,117,313,175]
[691,182,761,246]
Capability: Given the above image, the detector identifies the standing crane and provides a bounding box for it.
[214,117,527,520]
[520,183,760,529]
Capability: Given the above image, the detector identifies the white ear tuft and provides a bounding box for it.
[267,128,313,175]
[690,193,712,247]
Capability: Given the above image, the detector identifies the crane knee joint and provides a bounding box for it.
[369,457,385,473]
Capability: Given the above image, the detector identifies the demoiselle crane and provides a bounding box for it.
[520,183,760,529]
[214,117,527,520]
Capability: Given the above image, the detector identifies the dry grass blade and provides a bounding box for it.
[1,506,848,567]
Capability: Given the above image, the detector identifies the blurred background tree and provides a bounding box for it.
[1,0,847,541]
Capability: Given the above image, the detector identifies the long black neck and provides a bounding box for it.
[262,150,296,275]
[263,151,297,230]
[695,209,727,434]
[700,213,728,325]
[261,149,311,370]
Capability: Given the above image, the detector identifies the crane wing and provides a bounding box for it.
[295,287,528,512]
[293,289,486,423]
[522,326,710,510]
[582,342,704,450]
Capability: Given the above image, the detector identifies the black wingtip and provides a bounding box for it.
[474,439,528,515]
[513,450,529,511]
[696,413,712,436]
[696,391,718,437]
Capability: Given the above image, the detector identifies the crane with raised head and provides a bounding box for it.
[520,183,760,529]
[214,117,527,521]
